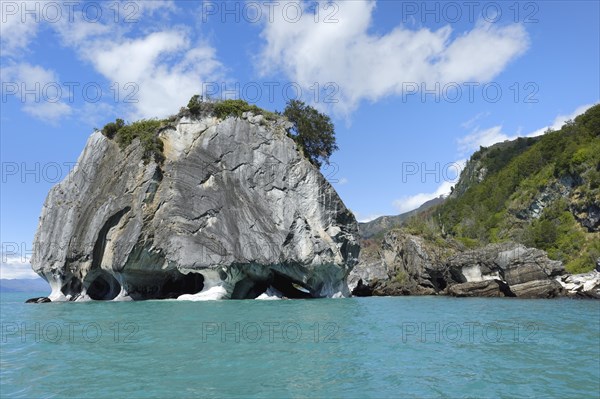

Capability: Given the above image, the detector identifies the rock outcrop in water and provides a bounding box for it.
[31,112,359,301]
[350,230,599,298]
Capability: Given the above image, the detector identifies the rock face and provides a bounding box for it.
[447,243,564,287]
[349,231,456,296]
[447,280,513,298]
[350,231,580,298]
[25,297,51,304]
[31,114,359,301]
[556,271,600,298]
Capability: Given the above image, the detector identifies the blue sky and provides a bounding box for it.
[1,0,599,278]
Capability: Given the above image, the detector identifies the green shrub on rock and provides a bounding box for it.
[101,118,125,139]
[101,118,166,164]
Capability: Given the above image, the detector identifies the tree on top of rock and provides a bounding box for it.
[284,100,338,168]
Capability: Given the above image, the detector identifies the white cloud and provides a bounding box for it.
[79,31,223,119]
[457,125,510,154]
[461,111,490,129]
[135,0,177,15]
[0,1,40,56]
[48,2,225,121]
[22,101,72,123]
[354,212,383,223]
[258,0,529,115]
[0,0,177,49]
[2,62,55,85]
[2,1,223,122]
[53,14,113,47]
[0,256,38,279]
[48,2,225,120]
[393,180,453,214]
[438,20,528,82]
[1,62,73,123]
[458,103,596,154]
[526,103,595,138]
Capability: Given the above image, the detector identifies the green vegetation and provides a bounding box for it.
[101,118,125,139]
[186,95,279,121]
[187,94,204,115]
[100,96,339,170]
[213,99,277,121]
[393,270,408,285]
[404,215,440,243]
[433,104,600,272]
[101,118,167,164]
[283,100,338,167]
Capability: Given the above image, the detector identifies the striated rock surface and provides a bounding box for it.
[509,280,564,299]
[349,231,457,296]
[351,230,584,298]
[31,114,359,301]
[447,243,565,289]
[447,280,513,298]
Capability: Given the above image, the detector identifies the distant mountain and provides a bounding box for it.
[359,196,446,239]
[0,278,50,293]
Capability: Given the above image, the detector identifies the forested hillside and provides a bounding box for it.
[434,104,600,272]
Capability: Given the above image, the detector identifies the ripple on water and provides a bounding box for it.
[0,295,598,398]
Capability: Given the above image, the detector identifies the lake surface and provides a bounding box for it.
[1,293,599,398]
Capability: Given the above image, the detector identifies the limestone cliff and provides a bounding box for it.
[31,112,359,301]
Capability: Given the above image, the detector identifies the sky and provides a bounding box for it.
[1,0,599,278]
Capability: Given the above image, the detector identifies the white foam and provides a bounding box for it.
[113,287,133,302]
[177,285,227,301]
[74,293,92,302]
[48,279,67,301]
[256,286,284,300]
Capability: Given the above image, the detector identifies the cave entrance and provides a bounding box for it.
[231,277,270,299]
[429,271,448,291]
[60,276,82,297]
[271,272,313,299]
[160,271,204,299]
[87,271,121,300]
[228,271,314,299]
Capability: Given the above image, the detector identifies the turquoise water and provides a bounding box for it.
[1,293,599,398]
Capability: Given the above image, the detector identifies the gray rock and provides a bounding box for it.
[495,245,564,285]
[575,204,600,232]
[447,280,514,297]
[510,280,564,298]
[350,231,450,296]
[347,256,388,293]
[447,244,504,283]
[516,182,572,220]
[556,271,600,298]
[356,234,569,299]
[448,242,564,287]
[25,297,51,304]
[31,115,359,301]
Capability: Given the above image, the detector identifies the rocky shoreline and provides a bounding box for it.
[26,104,600,303]
[349,230,600,299]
